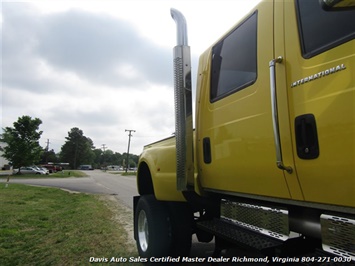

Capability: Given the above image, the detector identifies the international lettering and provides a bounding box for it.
[291,64,346,88]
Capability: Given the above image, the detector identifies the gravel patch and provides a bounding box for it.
[99,195,136,253]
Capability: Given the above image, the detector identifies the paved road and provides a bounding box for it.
[1,170,137,208]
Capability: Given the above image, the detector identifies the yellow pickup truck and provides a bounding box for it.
[134,0,355,262]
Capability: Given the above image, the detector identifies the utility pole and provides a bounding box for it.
[45,139,50,163]
[101,144,107,170]
[46,139,50,151]
[101,144,107,152]
[125,129,135,173]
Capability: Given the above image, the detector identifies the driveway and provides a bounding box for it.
[1,170,137,208]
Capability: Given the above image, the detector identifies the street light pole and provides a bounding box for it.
[125,129,135,173]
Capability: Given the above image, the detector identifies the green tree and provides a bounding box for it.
[101,149,114,167]
[92,149,125,169]
[122,153,138,169]
[111,152,122,166]
[40,149,59,164]
[1,116,43,170]
[93,148,103,169]
[60,128,95,169]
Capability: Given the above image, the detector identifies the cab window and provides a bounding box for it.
[210,12,257,102]
[296,0,355,58]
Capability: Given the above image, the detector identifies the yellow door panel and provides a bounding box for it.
[196,1,293,200]
[283,0,355,207]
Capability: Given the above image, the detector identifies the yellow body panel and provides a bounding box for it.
[282,2,355,206]
[138,0,354,209]
[139,137,185,201]
[195,0,354,207]
[196,1,292,200]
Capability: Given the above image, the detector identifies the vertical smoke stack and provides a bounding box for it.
[171,8,194,191]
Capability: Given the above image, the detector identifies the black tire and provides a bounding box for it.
[167,202,193,256]
[134,195,172,258]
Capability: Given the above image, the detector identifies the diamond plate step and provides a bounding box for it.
[197,218,283,253]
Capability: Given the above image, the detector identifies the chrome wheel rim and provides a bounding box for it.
[137,210,148,252]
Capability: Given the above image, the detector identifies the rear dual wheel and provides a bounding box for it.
[134,195,192,258]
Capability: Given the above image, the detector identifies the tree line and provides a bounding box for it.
[1,115,139,170]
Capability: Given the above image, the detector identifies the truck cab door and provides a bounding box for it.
[283,0,355,207]
[196,1,300,200]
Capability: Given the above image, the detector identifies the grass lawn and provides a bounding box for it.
[111,172,136,177]
[0,184,139,266]
[0,170,88,179]
[50,170,88,178]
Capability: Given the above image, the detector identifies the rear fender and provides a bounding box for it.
[137,155,185,202]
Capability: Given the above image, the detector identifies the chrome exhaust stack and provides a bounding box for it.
[171,8,194,191]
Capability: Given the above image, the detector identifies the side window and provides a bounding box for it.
[296,0,355,58]
[210,12,257,102]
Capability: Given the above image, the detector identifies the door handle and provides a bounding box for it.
[203,137,212,164]
[295,114,319,159]
[269,57,293,174]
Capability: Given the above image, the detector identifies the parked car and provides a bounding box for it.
[39,167,50,174]
[13,167,48,175]
[40,164,61,173]
[79,165,93,170]
[32,165,49,174]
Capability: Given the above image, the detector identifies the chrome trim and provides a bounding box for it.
[137,209,148,252]
[321,214,355,260]
[204,187,355,215]
[170,8,188,46]
[171,8,194,191]
[269,57,293,174]
[290,64,346,88]
[221,199,290,241]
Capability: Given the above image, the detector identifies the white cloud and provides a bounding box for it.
[1,0,260,155]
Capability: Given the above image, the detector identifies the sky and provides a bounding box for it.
[1,0,261,155]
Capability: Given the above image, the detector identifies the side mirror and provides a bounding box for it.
[319,0,355,11]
